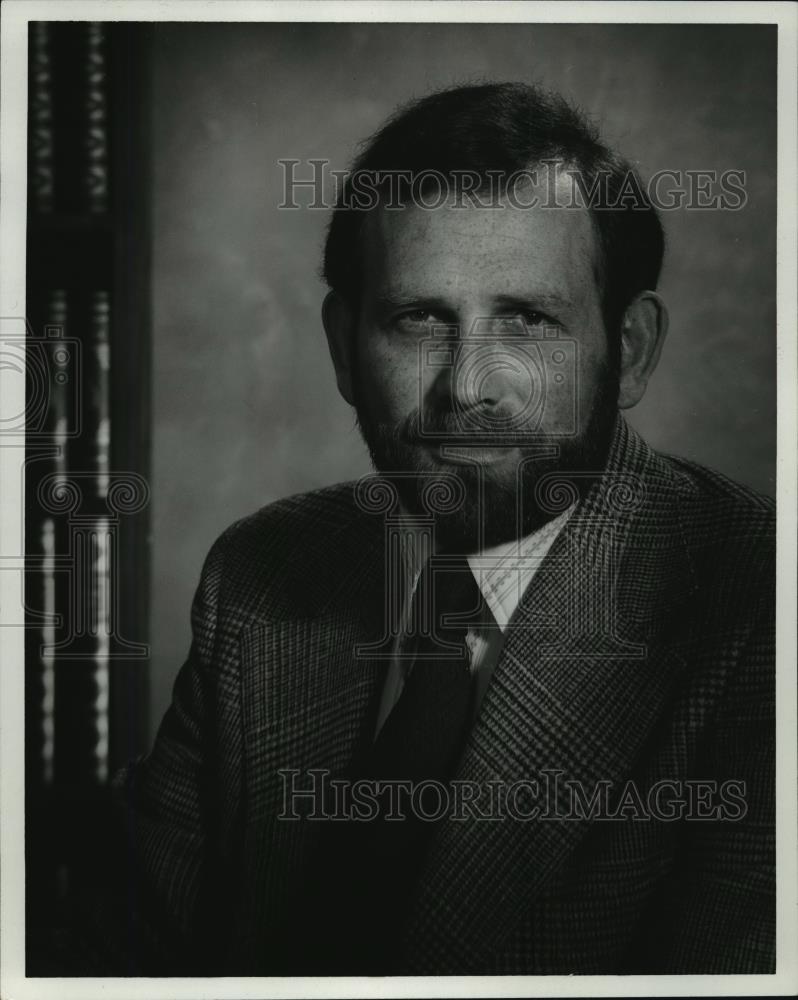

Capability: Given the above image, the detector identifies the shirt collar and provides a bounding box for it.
[466,506,574,630]
[397,505,575,632]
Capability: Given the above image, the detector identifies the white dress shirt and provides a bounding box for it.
[374,506,574,738]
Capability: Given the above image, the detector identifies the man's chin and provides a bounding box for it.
[378,450,569,554]
[426,501,556,554]
[355,384,619,551]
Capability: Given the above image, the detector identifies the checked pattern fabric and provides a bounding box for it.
[71,416,775,976]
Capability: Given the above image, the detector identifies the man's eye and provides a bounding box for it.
[518,310,549,327]
[493,311,555,336]
[396,309,435,327]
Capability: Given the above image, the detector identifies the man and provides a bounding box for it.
[101,83,775,975]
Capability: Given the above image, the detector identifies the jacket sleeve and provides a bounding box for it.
[641,597,776,973]
[69,527,242,975]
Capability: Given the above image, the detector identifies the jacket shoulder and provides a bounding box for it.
[203,482,380,622]
[664,453,773,512]
[226,481,366,544]
[660,452,775,606]
[663,452,774,535]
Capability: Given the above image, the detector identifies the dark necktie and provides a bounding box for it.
[369,553,483,785]
[302,556,484,974]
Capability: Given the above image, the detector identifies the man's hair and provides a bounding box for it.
[322,81,665,353]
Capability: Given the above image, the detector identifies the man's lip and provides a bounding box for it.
[410,439,517,465]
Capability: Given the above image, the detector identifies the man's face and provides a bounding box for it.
[349,180,619,552]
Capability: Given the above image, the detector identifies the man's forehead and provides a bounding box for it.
[360,175,600,297]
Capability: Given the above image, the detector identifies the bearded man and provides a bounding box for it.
[99,82,775,976]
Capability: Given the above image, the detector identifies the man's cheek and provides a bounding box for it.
[373,367,422,423]
[573,345,610,430]
[360,370,412,424]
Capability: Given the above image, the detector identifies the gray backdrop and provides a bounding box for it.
[149,22,776,742]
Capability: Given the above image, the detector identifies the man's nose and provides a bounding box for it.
[428,316,520,413]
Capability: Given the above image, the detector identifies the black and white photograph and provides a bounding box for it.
[1,1,796,996]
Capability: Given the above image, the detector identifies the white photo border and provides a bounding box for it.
[1,2,796,998]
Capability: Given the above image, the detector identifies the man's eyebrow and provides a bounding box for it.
[372,293,453,313]
[372,292,571,313]
[491,293,570,313]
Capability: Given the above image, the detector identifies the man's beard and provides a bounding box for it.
[353,368,620,554]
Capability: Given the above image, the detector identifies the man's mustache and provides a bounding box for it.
[379,407,558,447]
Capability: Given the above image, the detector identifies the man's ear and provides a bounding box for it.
[617,291,669,409]
[322,290,357,406]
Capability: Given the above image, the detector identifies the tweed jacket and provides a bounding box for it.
[106,416,775,976]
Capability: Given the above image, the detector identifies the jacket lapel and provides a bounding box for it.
[402,418,698,972]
